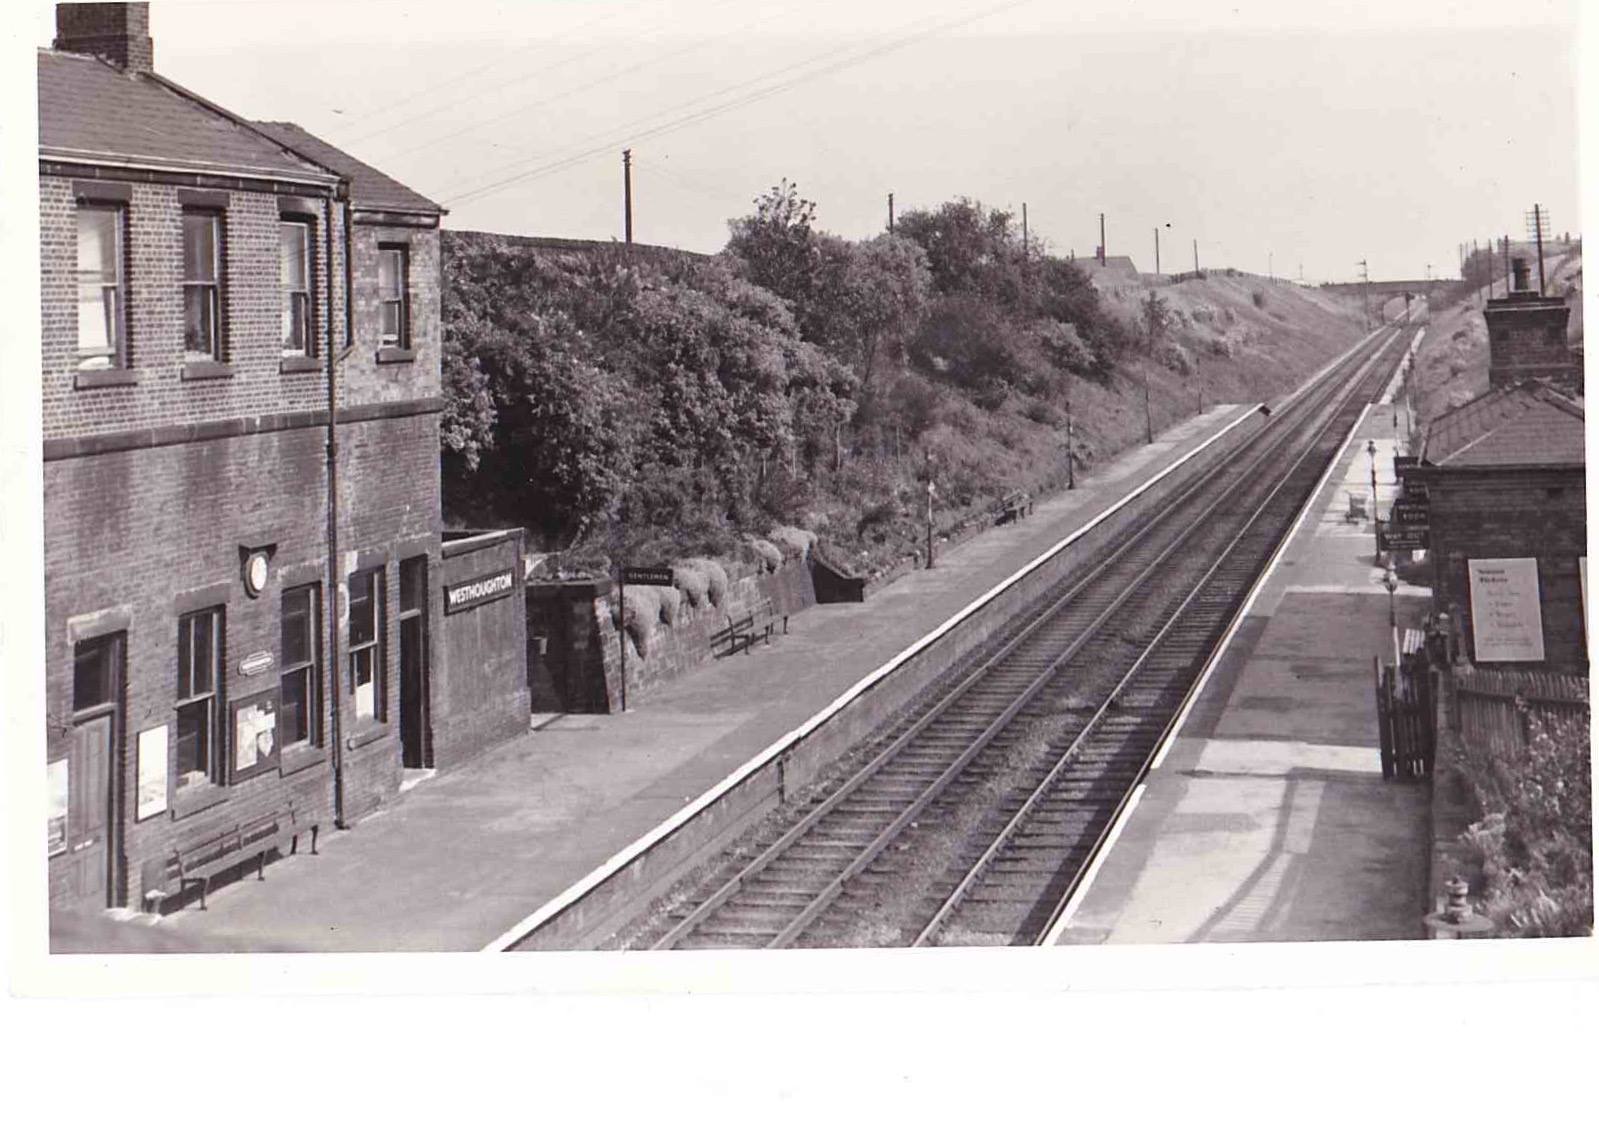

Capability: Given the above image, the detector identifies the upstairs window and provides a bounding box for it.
[377,244,409,349]
[175,608,223,789]
[76,205,125,371]
[182,211,224,361]
[280,220,313,357]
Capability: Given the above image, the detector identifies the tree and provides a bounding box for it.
[1141,290,1172,353]
[838,234,930,386]
[725,179,823,316]
[894,198,1026,308]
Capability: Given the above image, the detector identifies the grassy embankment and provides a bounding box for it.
[1409,243,1583,425]
[440,224,1366,584]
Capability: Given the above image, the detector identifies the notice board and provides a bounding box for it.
[1468,557,1545,662]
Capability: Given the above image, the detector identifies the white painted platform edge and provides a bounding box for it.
[1041,401,1380,946]
[479,404,1265,952]
[483,325,1392,953]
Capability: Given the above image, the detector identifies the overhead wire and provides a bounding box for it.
[438,0,1037,209]
[341,0,743,151]
[372,0,763,166]
[330,4,642,137]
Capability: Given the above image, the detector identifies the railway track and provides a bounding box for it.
[612,327,1407,950]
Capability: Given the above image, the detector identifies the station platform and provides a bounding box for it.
[1053,395,1433,945]
[77,402,1263,953]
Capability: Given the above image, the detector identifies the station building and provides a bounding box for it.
[1402,379,1587,672]
[37,3,528,915]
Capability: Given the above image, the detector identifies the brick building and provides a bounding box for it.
[1401,380,1587,672]
[39,3,457,913]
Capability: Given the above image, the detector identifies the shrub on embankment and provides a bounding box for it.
[441,184,1367,583]
[1456,709,1593,937]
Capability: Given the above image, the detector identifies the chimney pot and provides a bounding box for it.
[1511,256,1531,293]
[54,3,153,73]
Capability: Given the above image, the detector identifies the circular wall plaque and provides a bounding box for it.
[244,550,269,597]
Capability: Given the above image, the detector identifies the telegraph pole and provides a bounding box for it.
[1358,258,1371,329]
[1154,227,1160,275]
[1529,203,1549,295]
[1022,202,1028,259]
[1192,238,1199,273]
[622,148,633,244]
[888,192,895,234]
[1099,212,1106,264]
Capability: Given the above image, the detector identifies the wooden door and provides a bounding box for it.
[67,714,113,904]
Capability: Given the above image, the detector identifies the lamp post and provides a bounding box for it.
[1065,400,1075,490]
[924,449,936,569]
[1366,438,1379,509]
[1382,566,1398,628]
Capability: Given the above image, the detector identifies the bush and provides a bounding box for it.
[746,537,783,572]
[1251,288,1268,309]
[618,586,660,656]
[1458,707,1593,937]
[655,584,682,626]
[909,295,1021,392]
[672,561,710,608]
[682,556,729,607]
[855,501,898,538]
[1023,399,1062,427]
[768,525,817,560]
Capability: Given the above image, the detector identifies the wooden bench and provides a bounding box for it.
[147,805,318,912]
[711,611,758,657]
[753,597,788,640]
[710,600,788,657]
[995,490,1031,525]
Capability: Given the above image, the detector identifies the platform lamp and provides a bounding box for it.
[1382,565,1398,628]
[924,448,936,569]
[1064,398,1075,490]
[1366,438,1379,510]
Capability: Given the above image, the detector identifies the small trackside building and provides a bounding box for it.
[1401,380,1587,672]
[38,2,453,916]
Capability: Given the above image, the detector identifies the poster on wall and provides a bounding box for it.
[136,725,169,821]
[231,690,279,781]
[47,760,68,855]
[1468,557,1545,662]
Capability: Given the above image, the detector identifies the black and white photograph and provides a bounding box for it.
[3,0,1595,1118]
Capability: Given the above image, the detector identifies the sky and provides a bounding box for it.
[26,0,1583,282]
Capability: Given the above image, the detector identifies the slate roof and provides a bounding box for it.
[1423,380,1586,468]
[253,121,443,215]
[38,49,333,183]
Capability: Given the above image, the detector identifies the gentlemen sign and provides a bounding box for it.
[620,565,675,587]
[1468,557,1545,662]
[444,568,516,615]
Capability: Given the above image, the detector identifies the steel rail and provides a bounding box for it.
[914,330,1403,946]
[766,328,1404,948]
[646,327,1400,950]
[646,390,1274,950]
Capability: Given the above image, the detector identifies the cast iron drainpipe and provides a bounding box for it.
[326,183,350,828]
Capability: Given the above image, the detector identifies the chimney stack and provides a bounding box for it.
[54,3,153,73]
[1511,256,1531,293]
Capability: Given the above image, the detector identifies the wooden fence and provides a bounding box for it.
[1454,668,1590,759]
